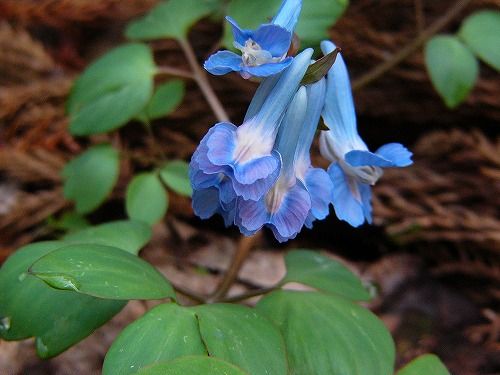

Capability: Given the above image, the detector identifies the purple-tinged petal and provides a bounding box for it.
[241,57,293,78]
[375,143,413,167]
[237,198,268,232]
[225,16,252,46]
[204,50,242,76]
[268,182,311,240]
[232,154,280,185]
[345,150,396,168]
[192,187,221,219]
[206,123,237,166]
[272,0,302,33]
[253,24,292,56]
[328,163,365,227]
[303,167,333,221]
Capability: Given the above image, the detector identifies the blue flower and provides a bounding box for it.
[204,0,302,79]
[190,48,313,224]
[238,79,332,242]
[318,40,413,227]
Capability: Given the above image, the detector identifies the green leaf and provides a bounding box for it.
[47,211,90,232]
[257,291,395,375]
[30,244,174,300]
[301,48,341,84]
[137,80,185,122]
[62,144,120,214]
[160,160,193,197]
[67,43,155,135]
[0,242,125,358]
[194,303,288,375]
[103,304,206,375]
[459,10,500,71]
[62,220,152,254]
[104,303,287,375]
[126,173,168,225]
[397,354,450,375]
[126,0,217,41]
[223,0,348,48]
[136,356,248,375]
[424,35,479,108]
[282,249,372,301]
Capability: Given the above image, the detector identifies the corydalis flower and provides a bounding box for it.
[319,40,413,227]
[190,48,313,225]
[204,0,302,79]
[238,79,332,242]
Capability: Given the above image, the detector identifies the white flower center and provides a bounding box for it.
[237,39,280,67]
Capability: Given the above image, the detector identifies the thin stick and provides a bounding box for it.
[156,66,195,80]
[352,0,473,91]
[209,233,262,302]
[220,285,277,303]
[172,283,206,304]
[179,38,230,122]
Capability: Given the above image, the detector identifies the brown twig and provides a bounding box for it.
[156,65,195,80]
[220,285,278,303]
[352,0,473,91]
[209,233,262,302]
[179,38,230,122]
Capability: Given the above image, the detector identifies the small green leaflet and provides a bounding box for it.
[301,48,340,84]
[126,173,168,225]
[424,35,478,108]
[62,144,120,214]
[160,160,193,197]
[396,354,450,375]
[137,80,185,122]
[67,43,155,135]
[135,356,248,375]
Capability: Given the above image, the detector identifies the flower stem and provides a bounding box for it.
[220,285,278,303]
[352,0,473,91]
[179,38,230,123]
[172,283,207,304]
[209,233,262,302]
[156,66,195,80]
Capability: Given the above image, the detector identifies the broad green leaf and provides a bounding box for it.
[104,303,287,375]
[136,356,248,375]
[424,35,478,108]
[67,43,155,135]
[30,244,174,300]
[223,0,348,48]
[282,249,372,301]
[126,0,217,41]
[194,304,288,375]
[160,160,192,197]
[62,144,120,214]
[62,220,152,254]
[103,304,206,375]
[126,173,168,225]
[47,211,90,232]
[137,80,185,122]
[397,354,450,375]
[459,10,500,71]
[0,242,125,358]
[257,291,395,375]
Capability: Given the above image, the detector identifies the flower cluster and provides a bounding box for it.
[190,0,413,242]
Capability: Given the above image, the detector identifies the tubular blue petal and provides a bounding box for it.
[192,187,221,219]
[253,24,292,56]
[244,74,281,122]
[345,143,413,168]
[328,163,365,227]
[303,167,333,221]
[206,123,237,166]
[225,16,252,46]
[232,153,280,185]
[254,48,313,126]
[242,58,292,78]
[375,143,413,167]
[204,50,242,75]
[272,0,302,33]
[320,41,364,150]
[345,150,397,168]
[237,198,268,232]
[269,182,311,240]
[231,151,282,201]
